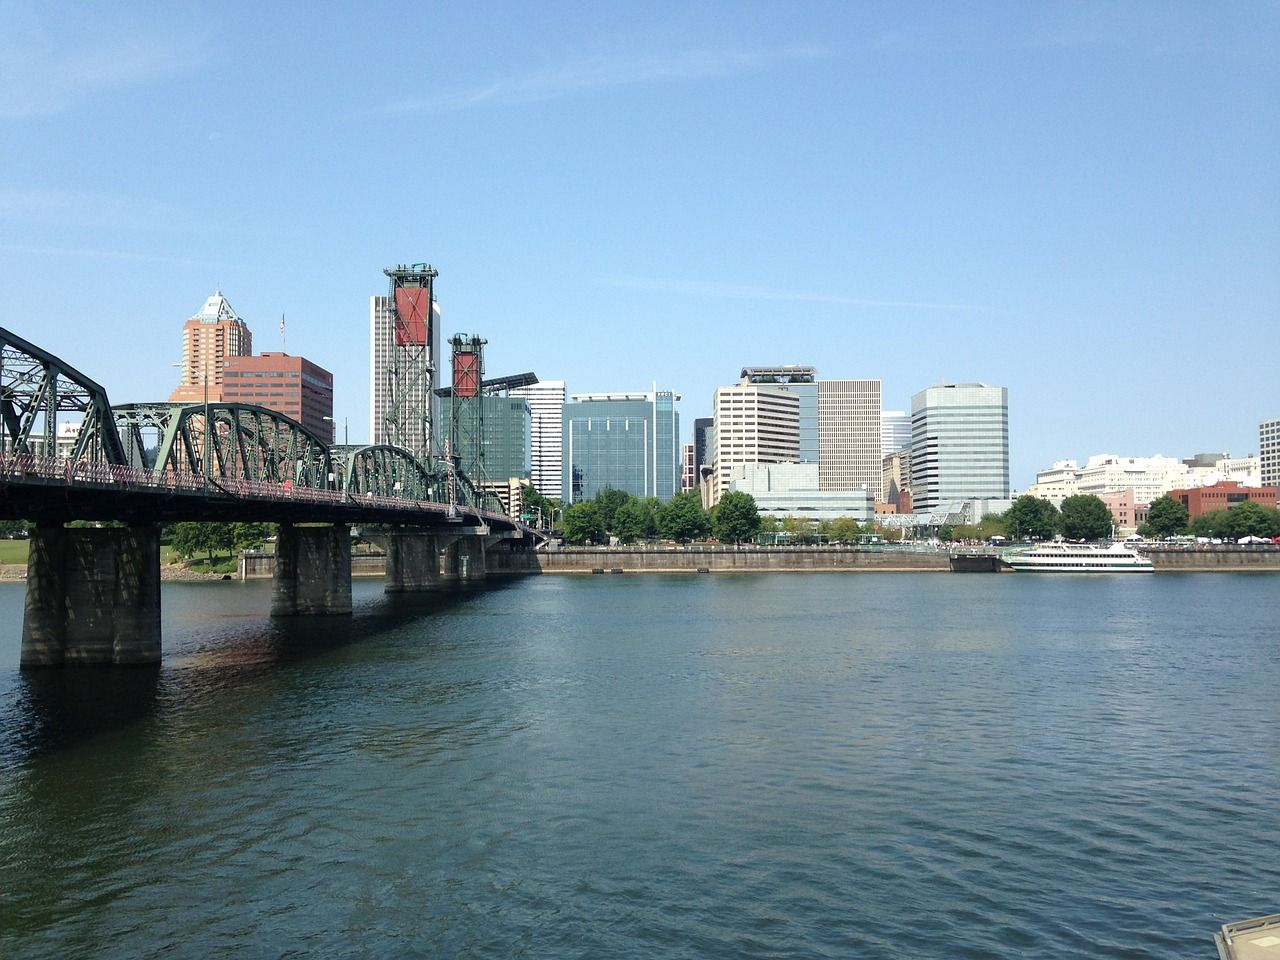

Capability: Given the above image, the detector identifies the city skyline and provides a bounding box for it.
[2,4,1275,488]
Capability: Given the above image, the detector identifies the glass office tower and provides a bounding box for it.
[909,383,1009,511]
[562,389,681,503]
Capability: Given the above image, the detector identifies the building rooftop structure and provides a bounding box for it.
[571,391,681,402]
[740,365,816,383]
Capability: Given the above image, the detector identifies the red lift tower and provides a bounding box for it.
[381,263,438,464]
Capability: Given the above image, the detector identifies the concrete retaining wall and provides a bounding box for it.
[1141,545,1280,571]
[534,547,950,573]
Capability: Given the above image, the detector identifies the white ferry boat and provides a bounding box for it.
[1004,542,1154,573]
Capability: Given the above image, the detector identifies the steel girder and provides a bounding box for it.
[0,326,127,464]
[113,402,334,487]
[344,444,438,501]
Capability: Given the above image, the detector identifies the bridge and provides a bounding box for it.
[0,326,537,667]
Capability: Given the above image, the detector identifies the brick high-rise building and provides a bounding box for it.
[169,291,253,403]
[221,353,335,440]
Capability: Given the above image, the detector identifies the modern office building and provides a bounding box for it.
[736,366,881,492]
[369,293,442,459]
[221,353,335,440]
[1259,419,1279,487]
[477,395,532,486]
[817,379,881,493]
[881,410,912,457]
[711,380,800,503]
[910,383,1009,511]
[509,379,565,499]
[741,366,817,462]
[562,388,680,503]
[680,442,696,492]
[692,416,714,471]
[169,291,253,404]
[726,462,874,522]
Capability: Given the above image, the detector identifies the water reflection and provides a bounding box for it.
[0,578,512,770]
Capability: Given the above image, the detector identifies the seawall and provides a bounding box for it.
[1140,545,1280,572]
[230,544,1280,579]
[531,546,950,573]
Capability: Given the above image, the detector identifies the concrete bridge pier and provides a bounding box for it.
[21,524,162,667]
[456,535,487,584]
[271,523,352,616]
[384,531,446,592]
[437,536,463,590]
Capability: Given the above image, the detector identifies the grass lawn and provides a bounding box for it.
[0,539,29,564]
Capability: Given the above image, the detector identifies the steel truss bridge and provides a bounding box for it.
[0,326,518,532]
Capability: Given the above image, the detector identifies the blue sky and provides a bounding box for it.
[1,2,1276,487]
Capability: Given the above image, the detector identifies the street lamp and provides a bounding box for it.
[322,415,348,448]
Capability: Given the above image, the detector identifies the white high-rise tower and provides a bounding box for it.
[510,379,566,498]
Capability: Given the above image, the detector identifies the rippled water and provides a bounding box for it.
[1,573,1277,958]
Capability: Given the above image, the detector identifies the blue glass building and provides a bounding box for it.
[562,389,681,503]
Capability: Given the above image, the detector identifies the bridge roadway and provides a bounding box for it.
[0,453,519,529]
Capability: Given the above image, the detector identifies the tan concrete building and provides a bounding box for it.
[817,379,881,493]
[711,382,800,505]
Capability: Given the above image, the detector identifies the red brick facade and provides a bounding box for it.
[1166,481,1277,519]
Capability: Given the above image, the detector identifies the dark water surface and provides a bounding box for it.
[1,573,1277,959]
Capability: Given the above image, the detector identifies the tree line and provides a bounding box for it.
[548,487,892,547]
[1138,496,1280,540]
[950,493,1280,543]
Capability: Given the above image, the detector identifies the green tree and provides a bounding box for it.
[1059,494,1114,541]
[655,491,710,542]
[231,522,274,551]
[780,516,812,542]
[168,521,233,565]
[0,519,29,538]
[828,516,862,543]
[711,491,760,543]
[1003,495,1060,540]
[613,498,655,543]
[758,515,780,535]
[1211,501,1280,539]
[1139,495,1189,539]
[593,487,632,534]
[562,502,606,545]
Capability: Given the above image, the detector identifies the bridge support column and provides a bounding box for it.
[21,524,162,667]
[435,536,462,590]
[457,535,487,584]
[271,523,352,616]
[384,532,445,592]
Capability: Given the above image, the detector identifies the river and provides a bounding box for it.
[1,573,1277,958]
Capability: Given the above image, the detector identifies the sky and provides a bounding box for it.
[1,1,1276,488]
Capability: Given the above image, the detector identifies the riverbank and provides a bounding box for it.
[0,562,233,582]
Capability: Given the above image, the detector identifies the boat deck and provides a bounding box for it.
[1216,914,1280,959]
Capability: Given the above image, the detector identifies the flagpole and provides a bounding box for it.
[280,312,286,352]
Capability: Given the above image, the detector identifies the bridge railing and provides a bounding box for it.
[0,453,493,522]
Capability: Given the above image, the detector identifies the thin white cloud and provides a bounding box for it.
[0,187,307,240]
[598,275,986,312]
[0,188,183,230]
[385,44,827,114]
[0,242,216,268]
[0,24,203,119]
